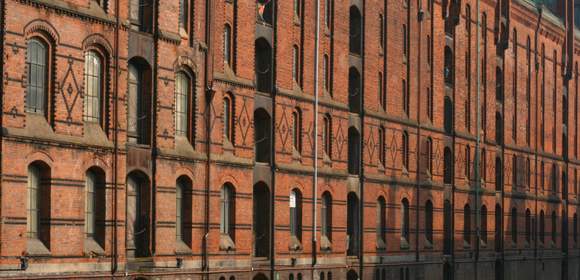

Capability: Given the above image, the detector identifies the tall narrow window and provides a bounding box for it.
[551,211,557,243]
[464,204,471,246]
[130,0,153,32]
[378,126,386,166]
[427,87,433,121]
[292,45,300,86]
[511,207,518,244]
[465,146,471,180]
[323,54,330,92]
[255,39,273,93]
[128,59,152,145]
[402,131,409,171]
[377,197,387,246]
[444,96,453,134]
[444,200,452,254]
[525,209,531,244]
[292,107,302,153]
[347,193,360,255]
[349,68,362,114]
[444,147,453,184]
[176,177,192,248]
[293,0,301,18]
[323,114,332,157]
[444,47,454,86]
[403,79,409,115]
[321,192,332,243]
[481,205,488,244]
[84,51,104,125]
[427,35,432,68]
[426,137,433,175]
[379,72,385,110]
[495,204,502,251]
[403,24,408,60]
[349,6,363,55]
[401,198,410,243]
[175,71,191,138]
[495,157,503,191]
[224,24,232,67]
[574,213,578,245]
[27,162,51,253]
[379,14,385,51]
[325,0,331,28]
[254,109,272,164]
[26,39,48,115]
[223,93,233,143]
[220,184,235,240]
[540,210,545,243]
[179,0,188,31]
[348,127,361,175]
[425,200,433,244]
[290,189,303,242]
[85,168,106,251]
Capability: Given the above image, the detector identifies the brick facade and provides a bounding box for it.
[0,0,580,279]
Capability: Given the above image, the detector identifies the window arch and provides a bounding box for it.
[220,183,235,241]
[84,50,107,128]
[175,71,194,139]
[290,189,303,242]
[85,167,106,250]
[176,176,192,248]
[425,200,433,244]
[26,38,50,116]
[223,93,234,143]
[292,107,302,153]
[27,161,51,253]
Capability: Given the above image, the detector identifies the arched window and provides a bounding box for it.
[443,200,452,254]
[349,6,362,55]
[511,207,517,244]
[379,126,386,166]
[551,211,557,243]
[444,46,454,86]
[27,161,51,253]
[179,0,189,31]
[349,68,361,114]
[224,24,233,67]
[347,192,360,255]
[254,109,272,164]
[176,176,192,248]
[377,196,387,246]
[175,71,192,138]
[321,192,332,242]
[402,131,409,170]
[426,137,433,175]
[425,200,433,244]
[26,38,49,115]
[348,127,361,175]
[128,58,152,145]
[496,112,503,145]
[289,189,303,241]
[444,147,453,184]
[220,183,235,240]
[495,157,502,191]
[84,51,105,126]
[495,204,502,251]
[323,114,332,157]
[401,198,410,243]
[481,205,488,244]
[255,39,273,93]
[540,210,545,244]
[292,45,301,86]
[85,167,106,251]
[130,0,153,32]
[223,93,234,143]
[444,96,453,134]
[464,204,471,245]
[292,107,302,153]
[525,209,531,243]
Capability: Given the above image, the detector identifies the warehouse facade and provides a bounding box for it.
[0,0,580,279]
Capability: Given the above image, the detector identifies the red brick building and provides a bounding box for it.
[1,0,580,279]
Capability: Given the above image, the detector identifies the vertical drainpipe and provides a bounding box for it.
[0,0,5,261]
[312,0,321,272]
[203,0,214,277]
[150,0,160,257]
[533,7,542,280]
[474,0,481,275]
[358,1,366,277]
[111,0,121,272]
[415,0,423,263]
[270,2,278,279]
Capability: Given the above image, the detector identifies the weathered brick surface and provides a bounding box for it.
[0,0,580,279]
